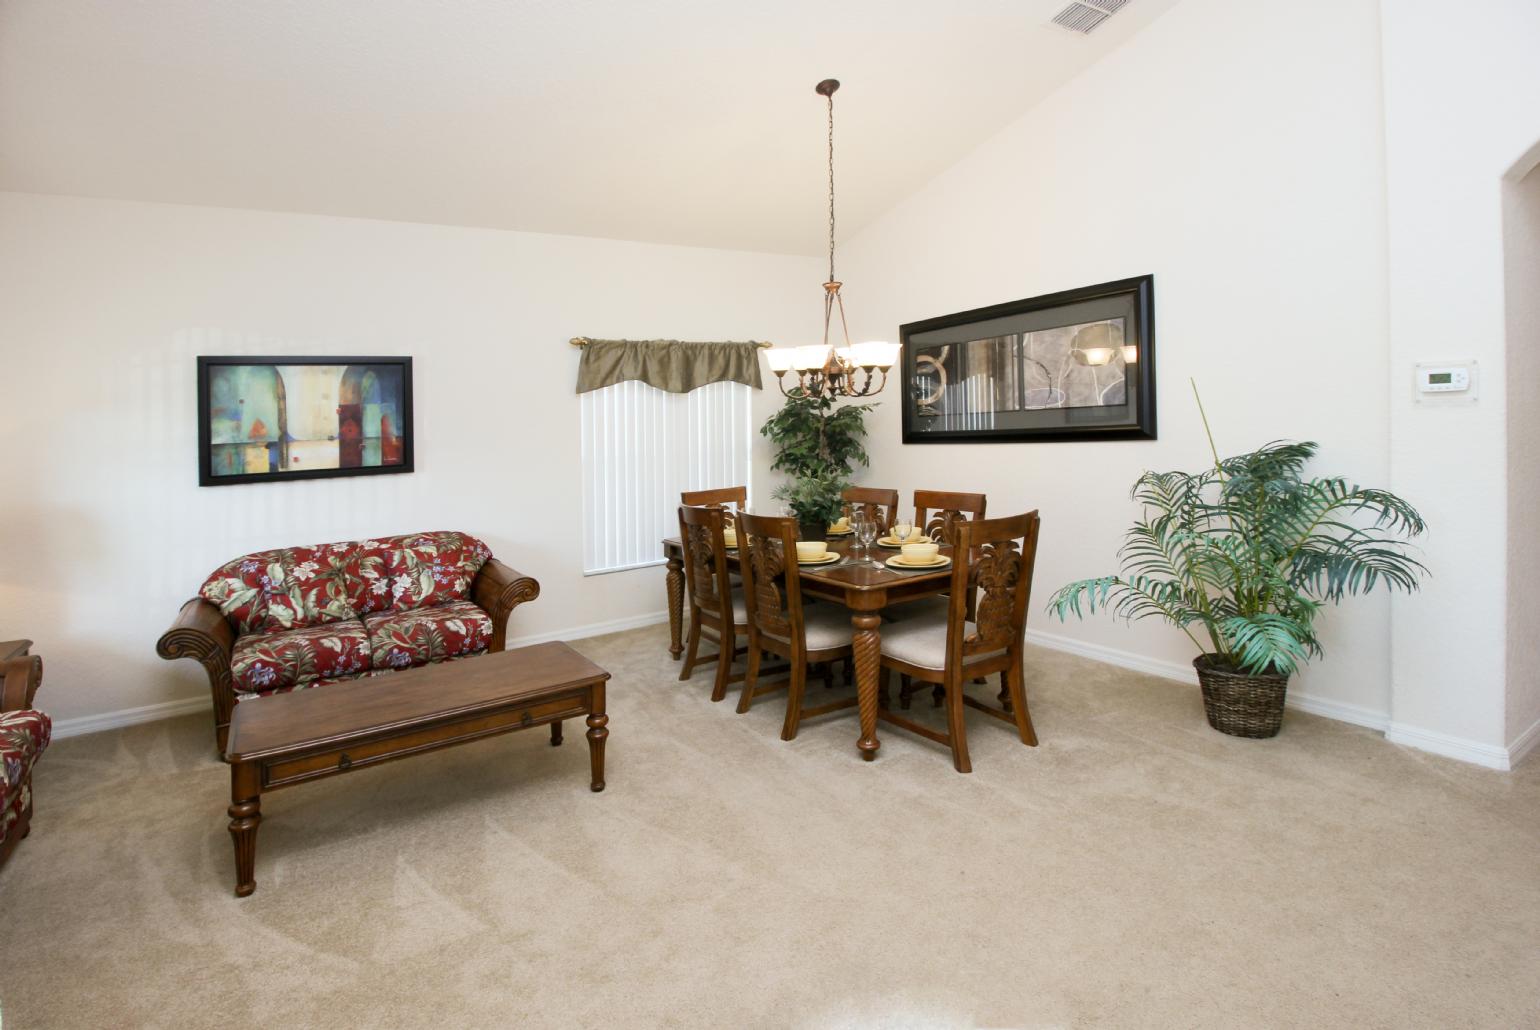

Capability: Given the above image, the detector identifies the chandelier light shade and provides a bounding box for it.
[765,79,900,400]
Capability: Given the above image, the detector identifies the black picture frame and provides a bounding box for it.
[197,355,415,486]
[899,275,1156,444]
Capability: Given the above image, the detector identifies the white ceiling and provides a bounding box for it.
[0,0,1178,255]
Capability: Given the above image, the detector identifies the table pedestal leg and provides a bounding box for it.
[852,611,882,761]
[228,761,261,897]
[666,556,684,660]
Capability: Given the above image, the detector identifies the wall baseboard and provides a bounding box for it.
[1504,715,1540,769]
[507,609,670,649]
[1024,627,1390,732]
[51,609,674,741]
[53,696,212,740]
[1385,721,1514,771]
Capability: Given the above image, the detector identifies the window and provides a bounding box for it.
[580,379,752,575]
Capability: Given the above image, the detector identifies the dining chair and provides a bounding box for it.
[887,488,989,630]
[876,510,1041,773]
[841,486,900,533]
[736,513,858,736]
[681,486,748,531]
[677,504,750,703]
[912,489,987,544]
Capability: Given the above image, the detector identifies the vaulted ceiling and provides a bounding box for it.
[0,0,1178,254]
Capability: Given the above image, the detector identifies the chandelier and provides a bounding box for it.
[765,79,900,400]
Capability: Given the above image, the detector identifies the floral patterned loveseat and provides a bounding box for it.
[1,644,50,869]
[157,531,539,753]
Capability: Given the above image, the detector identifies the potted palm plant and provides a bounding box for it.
[1047,388,1428,738]
[763,387,872,539]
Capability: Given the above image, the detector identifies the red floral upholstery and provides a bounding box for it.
[364,600,493,672]
[258,541,366,632]
[200,531,492,635]
[198,553,275,636]
[0,709,50,839]
[230,621,371,697]
[378,532,493,612]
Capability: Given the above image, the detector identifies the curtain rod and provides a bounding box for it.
[569,337,775,348]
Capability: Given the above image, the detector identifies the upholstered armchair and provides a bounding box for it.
[157,532,540,754]
[1,640,50,868]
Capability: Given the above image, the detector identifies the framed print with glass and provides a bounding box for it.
[900,276,1155,443]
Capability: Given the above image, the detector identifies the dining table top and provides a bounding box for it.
[661,533,955,593]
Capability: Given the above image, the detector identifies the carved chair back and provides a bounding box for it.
[677,504,734,627]
[841,487,900,533]
[914,490,988,546]
[944,511,1041,671]
[681,486,748,533]
[736,512,811,654]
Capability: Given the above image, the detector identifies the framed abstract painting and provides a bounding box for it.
[899,275,1156,443]
[197,356,414,486]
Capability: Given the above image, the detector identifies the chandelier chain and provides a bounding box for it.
[826,90,836,284]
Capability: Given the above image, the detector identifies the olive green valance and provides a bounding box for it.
[573,339,766,395]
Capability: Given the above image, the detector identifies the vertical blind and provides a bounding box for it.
[580,379,752,575]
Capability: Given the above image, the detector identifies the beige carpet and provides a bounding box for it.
[1,625,1537,1029]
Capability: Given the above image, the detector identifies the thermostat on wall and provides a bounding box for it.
[1414,360,1478,403]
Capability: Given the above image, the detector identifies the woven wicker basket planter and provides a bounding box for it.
[1193,654,1289,738]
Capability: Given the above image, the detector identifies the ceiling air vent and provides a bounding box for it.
[1051,0,1130,34]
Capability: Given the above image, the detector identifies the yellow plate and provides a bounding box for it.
[797,552,841,566]
[886,554,951,570]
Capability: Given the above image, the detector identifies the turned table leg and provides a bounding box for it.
[228,760,262,897]
[550,720,563,747]
[666,555,685,660]
[586,683,609,792]
[851,610,883,762]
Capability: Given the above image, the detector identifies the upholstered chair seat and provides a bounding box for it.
[763,604,851,652]
[878,612,1002,670]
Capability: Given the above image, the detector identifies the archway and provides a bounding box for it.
[1502,142,1540,761]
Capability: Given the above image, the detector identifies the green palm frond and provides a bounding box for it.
[1048,387,1426,675]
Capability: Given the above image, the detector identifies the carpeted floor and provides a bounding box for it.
[1,624,1537,1028]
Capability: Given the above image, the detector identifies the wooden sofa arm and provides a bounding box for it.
[0,643,41,713]
[156,598,237,750]
[473,559,541,652]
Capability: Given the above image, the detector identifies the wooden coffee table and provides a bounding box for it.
[223,641,610,896]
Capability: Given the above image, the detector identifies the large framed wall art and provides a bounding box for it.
[197,356,414,486]
[899,275,1155,443]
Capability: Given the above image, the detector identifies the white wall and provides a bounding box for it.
[838,0,1395,723]
[0,192,815,726]
[1381,0,1540,765]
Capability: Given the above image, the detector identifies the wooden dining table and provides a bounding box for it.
[661,534,954,761]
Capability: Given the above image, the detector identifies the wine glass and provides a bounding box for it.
[856,511,878,557]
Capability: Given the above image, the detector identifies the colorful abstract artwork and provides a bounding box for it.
[198,357,414,485]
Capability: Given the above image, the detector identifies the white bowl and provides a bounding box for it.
[901,541,940,563]
[795,541,828,561]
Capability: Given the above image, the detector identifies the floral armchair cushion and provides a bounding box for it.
[0,709,50,830]
[199,531,492,635]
